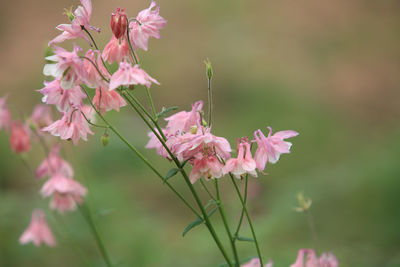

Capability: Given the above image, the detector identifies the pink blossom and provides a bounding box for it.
[9,122,31,154]
[111,7,128,39]
[129,1,167,51]
[49,0,99,46]
[223,138,257,178]
[43,45,88,89]
[30,105,53,130]
[93,87,126,115]
[19,209,56,247]
[50,192,84,213]
[84,49,110,88]
[109,62,159,90]
[39,79,86,112]
[42,108,93,145]
[164,101,203,134]
[290,249,338,267]
[241,258,274,267]
[319,253,338,267]
[40,173,87,199]
[36,144,74,179]
[102,35,130,64]
[145,129,170,158]
[189,155,224,184]
[0,95,11,131]
[253,126,298,171]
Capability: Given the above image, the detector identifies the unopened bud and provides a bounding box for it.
[101,133,110,147]
[190,125,198,134]
[204,58,213,80]
[111,7,127,39]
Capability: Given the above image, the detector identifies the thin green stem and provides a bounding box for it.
[234,175,249,239]
[124,90,154,122]
[80,110,109,129]
[145,87,157,120]
[306,209,319,255]
[207,78,212,127]
[126,19,139,65]
[229,174,264,266]
[80,56,110,82]
[82,27,110,74]
[200,179,216,201]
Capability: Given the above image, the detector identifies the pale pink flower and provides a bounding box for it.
[84,49,110,88]
[189,155,224,184]
[9,122,31,154]
[109,62,159,90]
[102,35,130,64]
[319,253,338,267]
[164,101,203,134]
[30,105,53,130]
[241,258,274,267]
[39,79,86,112]
[43,45,88,89]
[41,173,87,198]
[36,144,74,179]
[111,7,128,39]
[290,249,338,267]
[253,126,298,171]
[223,138,257,178]
[93,87,126,115]
[0,95,11,131]
[129,1,167,51]
[80,104,97,122]
[19,209,56,247]
[42,108,93,145]
[145,129,170,158]
[49,0,99,46]
[50,192,84,213]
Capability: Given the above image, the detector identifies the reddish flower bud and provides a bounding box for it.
[111,8,127,39]
[10,122,31,154]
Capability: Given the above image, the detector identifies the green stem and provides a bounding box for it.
[215,179,240,267]
[126,19,139,65]
[306,209,319,255]
[229,174,264,266]
[80,56,110,83]
[145,87,157,120]
[234,175,248,238]
[200,178,216,201]
[82,27,110,74]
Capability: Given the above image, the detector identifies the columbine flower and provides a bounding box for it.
[49,0,99,46]
[0,95,11,131]
[253,126,298,171]
[36,144,74,179]
[50,192,84,213]
[84,49,109,88]
[129,1,167,51]
[290,249,338,267]
[241,258,274,267]
[189,155,224,184]
[40,173,87,199]
[102,35,130,64]
[19,209,56,247]
[93,87,126,115]
[164,101,203,134]
[43,45,88,90]
[109,62,159,90]
[223,138,257,178]
[42,107,93,145]
[39,79,86,112]
[30,105,53,130]
[111,7,127,39]
[10,122,31,154]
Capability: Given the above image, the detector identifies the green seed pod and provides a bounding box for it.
[101,133,110,147]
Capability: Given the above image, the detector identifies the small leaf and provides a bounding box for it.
[182,217,203,237]
[236,236,255,242]
[157,106,178,118]
[204,199,218,210]
[163,168,179,184]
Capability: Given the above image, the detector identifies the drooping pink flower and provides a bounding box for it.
[36,144,74,179]
[84,49,110,89]
[102,35,130,64]
[109,62,159,90]
[319,253,338,267]
[145,129,170,159]
[189,155,224,184]
[129,1,167,51]
[0,95,11,131]
[49,0,99,46]
[93,87,126,115]
[80,104,96,122]
[241,258,274,267]
[19,209,56,247]
[30,105,53,130]
[9,122,31,154]
[40,174,87,202]
[50,192,84,213]
[290,249,338,267]
[42,107,93,145]
[164,101,203,134]
[43,45,88,89]
[223,138,257,178]
[253,126,298,171]
[111,7,128,39]
[39,79,86,112]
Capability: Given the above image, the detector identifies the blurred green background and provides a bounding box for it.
[0,0,400,266]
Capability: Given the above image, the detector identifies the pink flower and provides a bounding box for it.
[49,0,99,46]
[0,95,11,131]
[36,144,74,179]
[111,7,128,39]
[253,126,298,171]
[83,49,110,88]
[41,174,87,198]
[9,122,31,154]
[241,258,274,267]
[19,209,56,247]
[145,129,170,158]
[109,62,159,90]
[42,107,93,145]
[30,105,53,130]
[223,138,257,178]
[39,79,86,112]
[43,45,88,89]
[129,1,167,51]
[102,35,130,64]
[50,192,84,213]
[189,155,224,184]
[164,101,203,134]
[290,249,338,267]
[319,253,338,267]
[93,87,126,115]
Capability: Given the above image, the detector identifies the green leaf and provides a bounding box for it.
[182,207,218,237]
[204,199,218,210]
[157,106,178,118]
[236,236,255,242]
[163,168,179,184]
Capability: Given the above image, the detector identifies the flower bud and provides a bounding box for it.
[10,122,31,154]
[204,58,213,80]
[111,8,127,39]
[294,192,312,212]
[101,133,110,147]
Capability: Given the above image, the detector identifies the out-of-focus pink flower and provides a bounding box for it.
[93,87,126,115]
[41,173,87,199]
[111,7,127,39]
[30,105,53,130]
[42,107,93,145]
[189,155,224,184]
[109,62,159,90]
[49,0,99,46]
[50,192,84,213]
[253,126,298,171]
[223,138,257,178]
[164,101,203,134]
[10,122,31,154]
[36,144,74,179]
[83,49,110,88]
[290,249,338,267]
[241,258,274,267]
[129,1,166,51]
[39,79,86,112]
[102,35,130,64]
[19,209,56,247]
[0,95,11,131]
[43,45,88,89]
[319,253,338,267]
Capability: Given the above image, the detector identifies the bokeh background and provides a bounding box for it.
[0,0,400,266]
